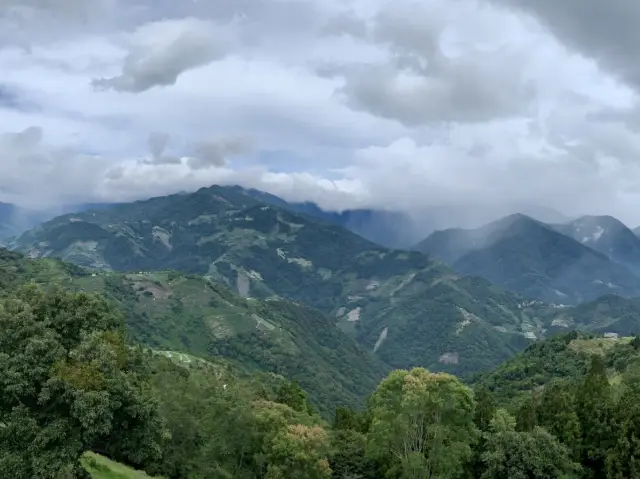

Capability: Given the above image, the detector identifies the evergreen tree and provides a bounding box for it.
[575,356,615,477]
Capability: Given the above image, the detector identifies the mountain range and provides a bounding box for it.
[414,213,640,304]
[10,186,560,377]
[8,185,640,381]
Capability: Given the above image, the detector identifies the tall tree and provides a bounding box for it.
[536,381,581,459]
[606,371,640,478]
[366,368,478,479]
[481,409,580,479]
[575,356,615,476]
[0,285,167,478]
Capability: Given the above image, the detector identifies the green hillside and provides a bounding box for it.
[10,186,561,377]
[6,270,640,477]
[547,294,640,336]
[0,248,386,416]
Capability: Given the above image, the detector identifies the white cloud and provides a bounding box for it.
[3,0,640,228]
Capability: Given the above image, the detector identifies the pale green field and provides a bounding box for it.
[82,452,162,479]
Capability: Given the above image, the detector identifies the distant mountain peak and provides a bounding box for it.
[415,212,640,304]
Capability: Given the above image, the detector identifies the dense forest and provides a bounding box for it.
[4,284,640,478]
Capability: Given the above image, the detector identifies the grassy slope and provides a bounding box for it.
[82,453,161,479]
[11,186,562,377]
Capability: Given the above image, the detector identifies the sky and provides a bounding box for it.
[2,0,640,226]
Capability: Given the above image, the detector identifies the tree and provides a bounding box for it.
[606,376,640,478]
[366,368,478,479]
[276,379,312,414]
[473,387,496,433]
[536,381,581,459]
[515,392,538,433]
[575,356,615,476]
[265,424,332,479]
[329,429,380,479]
[0,285,167,478]
[481,409,580,479]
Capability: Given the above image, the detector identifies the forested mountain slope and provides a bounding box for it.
[0,248,387,415]
[11,186,562,377]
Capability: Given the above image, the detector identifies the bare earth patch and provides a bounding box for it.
[439,352,459,364]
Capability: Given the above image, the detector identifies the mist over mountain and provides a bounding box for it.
[0,201,120,241]
[415,213,640,303]
[552,215,640,275]
[238,186,573,248]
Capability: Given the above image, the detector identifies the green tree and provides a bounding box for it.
[575,356,615,476]
[366,368,478,479]
[329,429,379,479]
[606,376,640,478]
[0,285,167,478]
[481,409,580,479]
[473,387,496,433]
[515,392,538,432]
[276,379,312,414]
[536,381,581,459]
[265,424,332,479]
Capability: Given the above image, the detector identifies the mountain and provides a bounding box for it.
[0,201,45,240]
[0,201,120,241]
[240,187,419,249]
[414,214,640,304]
[10,185,562,377]
[546,294,640,336]
[0,247,387,414]
[242,188,572,248]
[552,215,640,274]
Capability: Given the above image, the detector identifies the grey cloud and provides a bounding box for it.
[92,18,230,93]
[324,4,536,125]
[487,0,640,91]
[0,126,110,206]
[336,58,535,126]
[187,137,252,169]
[320,11,368,39]
[142,132,252,169]
[130,0,325,39]
[143,132,181,166]
[0,0,118,46]
[148,131,170,159]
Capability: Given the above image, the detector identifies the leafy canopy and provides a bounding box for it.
[0,284,167,478]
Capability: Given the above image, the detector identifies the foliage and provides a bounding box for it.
[0,285,167,478]
[480,409,580,478]
[366,368,478,479]
[0,249,388,417]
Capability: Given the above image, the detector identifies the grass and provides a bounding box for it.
[569,337,632,356]
[82,452,162,479]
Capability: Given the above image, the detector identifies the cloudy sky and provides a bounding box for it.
[2,0,640,226]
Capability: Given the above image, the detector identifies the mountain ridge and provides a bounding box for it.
[415,213,640,304]
[10,185,563,377]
